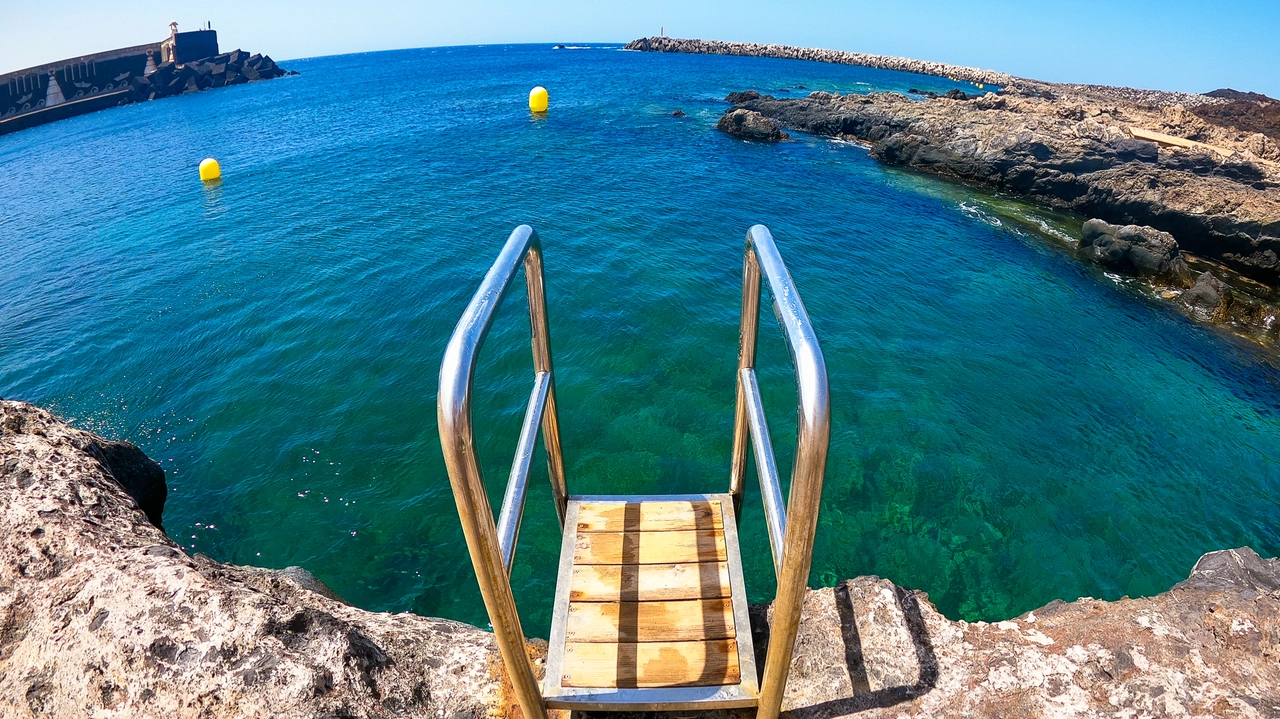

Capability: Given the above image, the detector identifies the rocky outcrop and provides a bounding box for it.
[0,400,513,719]
[717,108,789,142]
[1079,219,1193,285]
[774,550,1280,718]
[1070,220,1278,342]
[3,399,1279,717]
[719,88,1280,287]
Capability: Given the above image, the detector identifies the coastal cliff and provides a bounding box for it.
[3,399,1277,718]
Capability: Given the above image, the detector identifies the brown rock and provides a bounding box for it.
[721,86,1280,286]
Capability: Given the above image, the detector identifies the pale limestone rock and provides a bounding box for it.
[0,400,523,719]
[3,399,1279,718]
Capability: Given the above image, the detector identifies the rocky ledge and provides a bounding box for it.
[3,399,1278,717]
[717,87,1280,291]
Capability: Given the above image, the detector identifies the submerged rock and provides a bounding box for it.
[717,108,789,142]
[1180,271,1235,321]
[2,399,1278,717]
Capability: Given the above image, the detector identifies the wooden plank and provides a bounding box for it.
[566,599,736,642]
[1129,126,1280,168]
[560,639,741,688]
[569,562,732,602]
[576,501,724,533]
[574,529,726,565]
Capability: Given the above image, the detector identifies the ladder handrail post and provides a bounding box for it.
[523,246,568,526]
[729,248,762,517]
[438,224,555,719]
[736,225,830,719]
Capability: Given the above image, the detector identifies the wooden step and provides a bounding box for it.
[576,500,724,533]
[569,562,731,602]
[544,495,759,704]
[574,529,727,565]
[560,639,741,688]
[566,598,737,643]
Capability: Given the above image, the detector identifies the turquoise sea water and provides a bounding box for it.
[2,45,1278,636]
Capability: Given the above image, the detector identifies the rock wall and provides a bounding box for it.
[2,399,1278,717]
[0,48,291,137]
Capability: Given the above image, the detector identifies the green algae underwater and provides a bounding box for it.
[1,44,1277,637]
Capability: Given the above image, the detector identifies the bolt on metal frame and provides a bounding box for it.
[438,223,829,719]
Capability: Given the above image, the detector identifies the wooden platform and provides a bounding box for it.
[543,494,759,710]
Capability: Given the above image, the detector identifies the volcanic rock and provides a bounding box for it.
[1079,219,1192,285]
[0,400,509,719]
[720,87,1280,286]
[717,108,789,142]
[1180,271,1235,321]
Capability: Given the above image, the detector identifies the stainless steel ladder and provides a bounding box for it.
[438,224,829,719]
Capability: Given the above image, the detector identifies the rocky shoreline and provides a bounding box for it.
[3,399,1278,717]
[629,37,1280,347]
[713,86,1280,346]
[712,86,1280,281]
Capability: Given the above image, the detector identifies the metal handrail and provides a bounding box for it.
[728,224,831,719]
[440,224,826,719]
[438,224,566,719]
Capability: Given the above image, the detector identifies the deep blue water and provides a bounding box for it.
[2,44,1277,637]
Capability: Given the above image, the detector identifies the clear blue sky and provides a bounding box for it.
[7,1,1279,96]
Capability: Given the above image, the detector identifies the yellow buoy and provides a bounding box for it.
[529,86,548,113]
[199,158,221,182]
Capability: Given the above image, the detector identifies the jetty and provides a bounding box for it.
[0,23,289,136]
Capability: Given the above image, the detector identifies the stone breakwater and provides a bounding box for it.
[625,37,1225,109]
[3,398,1279,718]
[625,36,1016,89]
[126,50,291,102]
